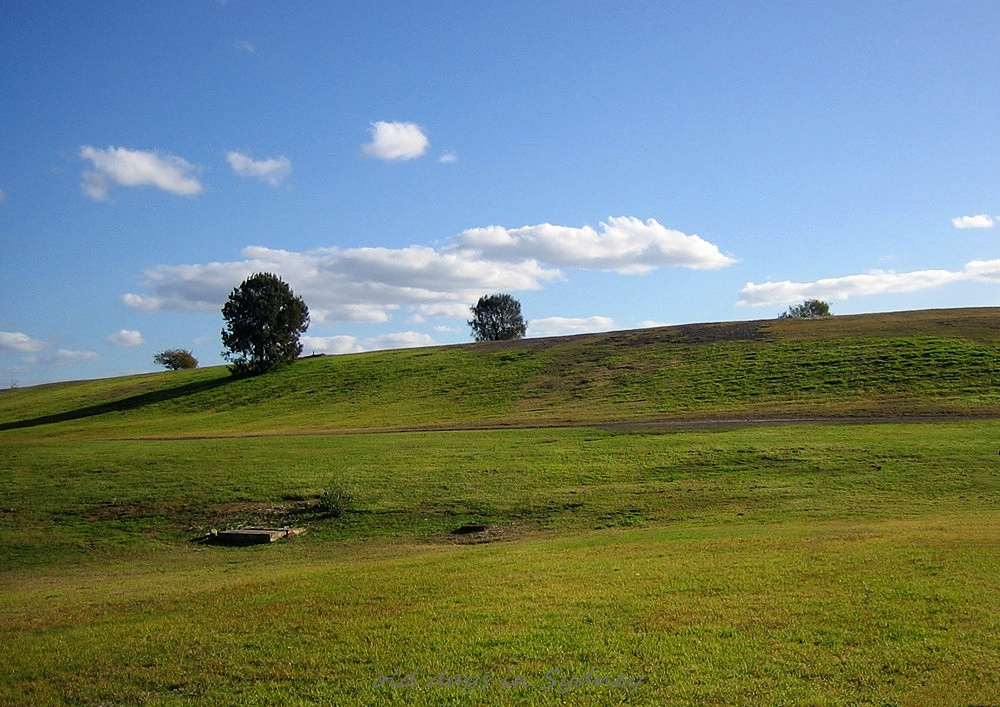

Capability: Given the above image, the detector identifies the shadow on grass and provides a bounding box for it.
[0,376,233,432]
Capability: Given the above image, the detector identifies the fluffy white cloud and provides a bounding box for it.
[227,151,292,186]
[301,335,364,355]
[124,243,561,323]
[527,316,617,337]
[738,258,1000,306]
[80,146,203,200]
[107,329,144,347]
[50,349,100,366]
[301,331,437,355]
[456,217,737,273]
[0,331,45,353]
[952,214,995,229]
[364,331,437,350]
[123,217,734,325]
[362,121,429,161]
[438,152,457,163]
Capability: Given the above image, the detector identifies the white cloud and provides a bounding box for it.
[412,302,473,319]
[227,151,292,186]
[438,152,457,163]
[962,258,1000,282]
[738,258,1000,306]
[637,320,670,328]
[124,243,560,323]
[107,329,144,347]
[80,146,203,200]
[527,316,617,338]
[362,121,429,161]
[365,331,437,350]
[301,335,364,355]
[0,331,45,353]
[952,214,995,229]
[456,217,737,273]
[123,217,734,325]
[301,331,436,355]
[236,40,256,54]
[50,349,100,366]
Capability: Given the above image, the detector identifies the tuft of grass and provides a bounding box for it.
[317,481,353,518]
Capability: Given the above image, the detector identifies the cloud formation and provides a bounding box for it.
[301,331,435,355]
[227,151,292,186]
[107,329,144,347]
[457,217,737,273]
[0,331,45,353]
[952,214,995,229]
[123,218,735,325]
[80,146,203,200]
[738,259,1000,306]
[124,243,559,322]
[528,316,617,337]
[362,121,429,161]
[50,349,100,366]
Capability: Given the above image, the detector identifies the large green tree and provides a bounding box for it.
[468,293,527,342]
[221,273,310,376]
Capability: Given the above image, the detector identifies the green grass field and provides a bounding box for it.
[2,308,1000,705]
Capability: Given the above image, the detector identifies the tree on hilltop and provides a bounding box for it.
[221,273,309,376]
[154,349,198,370]
[468,293,527,342]
[779,299,832,319]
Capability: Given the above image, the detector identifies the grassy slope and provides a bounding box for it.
[1,307,999,439]
[3,307,1000,705]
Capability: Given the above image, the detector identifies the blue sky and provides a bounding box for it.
[2,1,1000,386]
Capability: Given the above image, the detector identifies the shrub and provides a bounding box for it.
[318,482,353,518]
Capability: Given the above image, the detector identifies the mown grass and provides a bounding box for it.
[3,422,998,569]
[1,421,999,704]
[2,513,999,705]
[3,308,1000,704]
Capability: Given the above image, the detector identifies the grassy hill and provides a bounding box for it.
[3,307,1000,705]
[2,306,999,440]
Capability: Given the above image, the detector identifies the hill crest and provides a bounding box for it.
[2,307,999,439]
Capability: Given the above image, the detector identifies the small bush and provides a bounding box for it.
[154,349,198,370]
[318,482,353,518]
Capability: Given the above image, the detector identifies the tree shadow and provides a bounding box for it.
[0,376,234,432]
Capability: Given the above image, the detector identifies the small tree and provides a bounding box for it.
[221,272,309,376]
[468,293,527,342]
[154,349,198,370]
[780,299,832,319]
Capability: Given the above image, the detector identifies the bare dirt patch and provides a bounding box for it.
[429,523,520,545]
[202,499,321,530]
